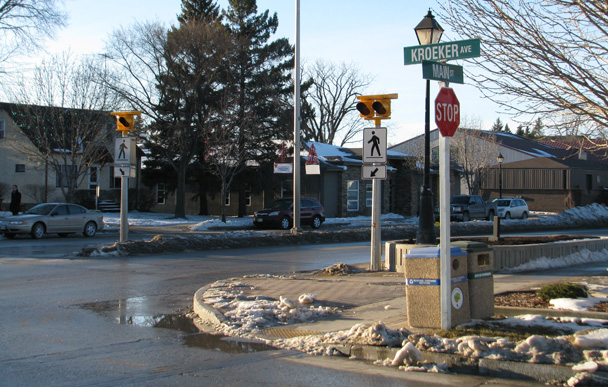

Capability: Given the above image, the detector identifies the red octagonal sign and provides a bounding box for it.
[435,87,460,137]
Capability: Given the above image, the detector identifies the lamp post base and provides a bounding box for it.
[416,186,437,245]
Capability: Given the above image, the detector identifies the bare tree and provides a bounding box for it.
[8,52,117,202]
[439,0,608,140]
[301,60,372,146]
[104,20,234,218]
[0,0,66,72]
[205,94,257,223]
[452,116,499,194]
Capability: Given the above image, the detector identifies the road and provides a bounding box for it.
[0,233,544,386]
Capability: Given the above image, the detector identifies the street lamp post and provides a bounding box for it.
[497,153,504,198]
[415,10,443,245]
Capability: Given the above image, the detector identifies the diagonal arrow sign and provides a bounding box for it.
[370,168,378,177]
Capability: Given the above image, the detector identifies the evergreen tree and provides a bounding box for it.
[531,117,544,139]
[222,0,293,216]
[516,124,525,136]
[491,117,504,132]
[504,123,511,133]
[178,0,220,23]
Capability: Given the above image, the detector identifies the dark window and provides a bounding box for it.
[68,204,85,214]
[0,120,5,139]
[53,205,69,216]
[586,174,593,191]
[15,164,25,173]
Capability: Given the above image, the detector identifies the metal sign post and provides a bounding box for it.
[439,134,451,329]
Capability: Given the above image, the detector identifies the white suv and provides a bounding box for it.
[492,198,529,219]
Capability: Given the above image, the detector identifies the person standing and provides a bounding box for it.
[10,185,21,215]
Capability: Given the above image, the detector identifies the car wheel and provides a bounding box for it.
[4,233,16,239]
[505,212,511,219]
[522,212,528,220]
[311,215,322,229]
[463,212,470,222]
[83,221,97,237]
[487,210,495,220]
[58,233,69,238]
[31,223,45,239]
[279,216,291,230]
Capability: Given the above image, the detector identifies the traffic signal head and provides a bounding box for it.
[355,94,397,122]
[111,111,141,135]
[356,100,374,119]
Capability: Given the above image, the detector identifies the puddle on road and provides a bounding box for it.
[79,299,275,354]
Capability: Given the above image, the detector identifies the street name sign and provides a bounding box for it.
[362,127,387,164]
[404,39,480,65]
[435,87,460,137]
[422,61,464,84]
[362,164,387,180]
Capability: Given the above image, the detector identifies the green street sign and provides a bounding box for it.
[422,61,464,84]
[404,38,480,65]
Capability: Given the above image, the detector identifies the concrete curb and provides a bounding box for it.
[193,285,226,326]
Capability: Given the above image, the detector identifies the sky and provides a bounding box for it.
[13,0,513,146]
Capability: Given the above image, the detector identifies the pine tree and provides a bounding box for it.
[178,0,220,23]
[491,118,504,132]
[504,123,511,133]
[222,0,293,217]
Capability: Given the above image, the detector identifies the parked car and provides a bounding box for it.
[253,198,325,230]
[488,197,529,219]
[450,195,497,221]
[0,203,104,239]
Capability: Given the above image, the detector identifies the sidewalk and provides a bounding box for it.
[192,262,608,384]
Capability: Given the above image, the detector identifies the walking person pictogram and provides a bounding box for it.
[368,131,381,157]
[118,140,128,160]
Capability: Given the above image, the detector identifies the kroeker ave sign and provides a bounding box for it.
[404,39,480,65]
[435,87,460,137]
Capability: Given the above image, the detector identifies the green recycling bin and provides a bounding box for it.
[404,246,470,329]
[452,241,494,319]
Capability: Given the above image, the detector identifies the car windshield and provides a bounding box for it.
[25,204,56,215]
[495,200,511,207]
[451,196,469,204]
[268,199,292,210]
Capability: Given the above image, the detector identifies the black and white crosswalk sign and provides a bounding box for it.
[362,127,387,164]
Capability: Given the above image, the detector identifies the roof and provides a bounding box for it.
[0,102,113,156]
[496,156,608,170]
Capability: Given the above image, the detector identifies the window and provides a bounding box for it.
[225,189,230,206]
[88,166,99,190]
[347,180,359,211]
[157,184,166,204]
[366,184,372,207]
[15,164,25,173]
[56,165,77,187]
[0,119,5,139]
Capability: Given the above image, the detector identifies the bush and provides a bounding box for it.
[537,282,588,301]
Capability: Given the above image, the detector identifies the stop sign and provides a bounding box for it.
[435,87,460,137]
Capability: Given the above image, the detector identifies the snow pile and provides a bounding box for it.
[201,276,340,338]
[198,274,608,384]
[500,248,608,273]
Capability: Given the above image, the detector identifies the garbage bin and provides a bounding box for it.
[404,246,470,329]
[452,241,494,319]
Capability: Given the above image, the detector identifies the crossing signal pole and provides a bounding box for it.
[356,94,397,271]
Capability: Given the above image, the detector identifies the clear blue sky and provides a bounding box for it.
[32,0,510,145]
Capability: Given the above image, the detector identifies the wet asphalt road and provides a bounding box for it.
[0,237,545,386]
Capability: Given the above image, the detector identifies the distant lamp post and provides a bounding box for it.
[497,153,504,198]
[415,10,444,245]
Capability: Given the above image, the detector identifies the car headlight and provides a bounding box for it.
[9,220,27,225]
[452,206,462,213]
[269,211,279,216]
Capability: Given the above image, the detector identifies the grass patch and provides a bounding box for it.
[538,282,588,302]
[438,320,567,342]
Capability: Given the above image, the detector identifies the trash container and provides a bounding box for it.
[404,246,470,329]
[452,241,494,319]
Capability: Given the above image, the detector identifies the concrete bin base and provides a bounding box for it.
[452,241,494,320]
[404,246,471,329]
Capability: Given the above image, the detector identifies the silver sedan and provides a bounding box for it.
[0,203,104,239]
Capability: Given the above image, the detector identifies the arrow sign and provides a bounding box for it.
[362,165,386,180]
[404,39,480,65]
